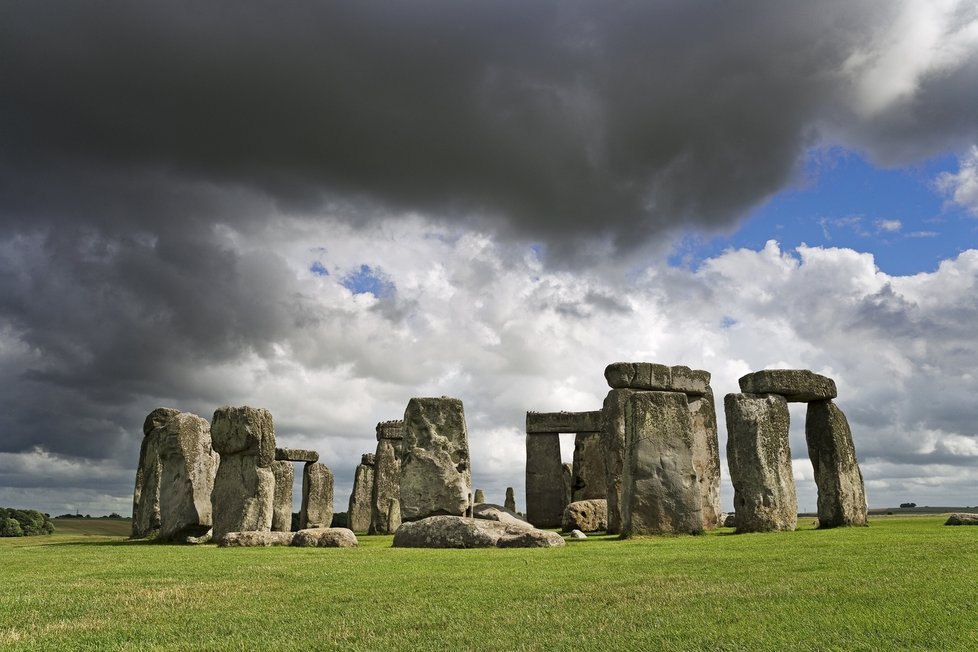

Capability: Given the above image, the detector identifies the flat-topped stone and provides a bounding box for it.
[217,531,295,547]
[604,362,711,396]
[526,410,603,434]
[739,369,837,402]
[291,527,358,548]
[376,420,405,441]
[392,515,565,549]
[275,447,319,462]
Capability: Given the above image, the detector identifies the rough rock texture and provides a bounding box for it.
[300,462,334,529]
[739,370,837,403]
[504,487,516,513]
[805,400,868,528]
[562,463,573,509]
[526,411,603,433]
[361,453,376,466]
[376,420,405,441]
[217,531,295,547]
[392,515,565,549]
[347,456,375,533]
[291,527,359,548]
[688,388,722,529]
[474,488,486,504]
[132,407,180,538]
[723,513,737,528]
[725,393,797,533]
[210,406,277,540]
[946,514,978,525]
[561,499,608,533]
[602,388,634,535]
[473,503,531,528]
[369,436,402,534]
[572,432,607,502]
[570,529,587,539]
[525,433,563,528]
[604,362,710,396]
[156,411,220,542]
[622,392,703,535]
[274,448,319,463]
[399,397,472,522]
[270,461,294,532]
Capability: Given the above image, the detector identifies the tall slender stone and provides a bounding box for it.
[300,462,334,529]
[602,388,635,534]
[504,486,517,513]
[370,421,403,534]
[688,388,722,529]
[525,433,563,528]
[399,397,472,522]
[621,391,702,536]
[474,488,486,504]
[210,406,276,540]
[347,453,375,533]
[571,432,607,501]
[806,400,868,528]
[132,407,179,538]
[725,393,797,532]
[270,461,294,532]
[562,463,573,509]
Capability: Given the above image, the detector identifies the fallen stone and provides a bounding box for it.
[739,370,837,402]
[270,460,294,532]
[183,529,212,545]
[945,514,978,525]
[274,448,319,463]
[347,455,375,533]
[473,503,532,528]
[300,462,334,529]
[291,527,359,548]
[525,432,563,528]
[571,431,607,502]
[806,400,868,528]
[400,397,472,522]
[562,499,608,533]
[218,531,295,547]
[570,529,587,539]
[504,487,517,513]
[725,393,797,532]
[392,515,565,549]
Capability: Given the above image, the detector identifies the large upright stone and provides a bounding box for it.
[300,462,334,529]
[504,487,517,513]
[270,460,294,532]
[725,393,797,532]
[399,397,472,522]
[621,392,703,536]
[370,421,403,534]
[739,370,837,402]
[347,453,375,533]
[688,388,722,529]
[156,411,219,542]
[525,433,563,527]
[806,400,868,528]
[602,388,634,534]
[571,431,607,502]
[132,407,180,538]
[210,406,276,540]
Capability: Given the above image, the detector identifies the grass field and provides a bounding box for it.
[1,516,976,651]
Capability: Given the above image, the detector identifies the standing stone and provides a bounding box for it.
[571,432,607,502]
[474,488,486,504]
[725,393,797,533]
[370,421,403,534]
[622,392,703,536]
[688,388,722,529]
[806,400,868,528]
[300,462,334,529]
[270,461,294,532]
[504,487,517,513]
[132,407,179,538]
[562,463,573,509]
[602,388,635,535]
[210,406,277,540]
[399,397,472,522]
[525,433,563,528]
[347,453,375,533]
[156,411,220,542]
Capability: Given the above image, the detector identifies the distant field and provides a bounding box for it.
[49,517,132,537]
[2,516,976,650]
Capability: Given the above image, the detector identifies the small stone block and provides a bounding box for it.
[274,447,319,462]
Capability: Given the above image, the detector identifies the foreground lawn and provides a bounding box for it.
[1,516,975,651]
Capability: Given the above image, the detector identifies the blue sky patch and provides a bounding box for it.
[309,261,329,276]
[341,264,396,298]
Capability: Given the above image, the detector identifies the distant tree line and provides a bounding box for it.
[0,508,55,537]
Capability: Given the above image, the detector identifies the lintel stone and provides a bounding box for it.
[376,420,405,441]
[274,447,319,463]
[739,369,837,402]
[604,362,711,396]
[526,410,603,434]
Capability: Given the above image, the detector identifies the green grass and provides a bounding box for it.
[47,517,132,537]
[1,516,976,650]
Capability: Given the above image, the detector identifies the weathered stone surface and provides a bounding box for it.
[376,420,405,441]
[602,388,634,535]
[156,411,220,542]
[622,392,703,535]
[604,363,710,396]
[300,462,334,529]
[570,529,587,539]
[806,400,868,528]
[473,503,531,528]
[291,527,358,548]
[211,406,276,467]
[526,411,603,434]
[722,513,736,528]
[217,530,295,547]
[725,393,797,533]
[392,515,565,549]
[474,488,486,504]
[132,415,168,538]
[689,388,722,529]
[143,407,181,437]
[946,514,978,525]
[369,436,401,534]
[347,457,375,533]
[562,463,573,510]
[572,432,607,501]
[274,448,319,463]
[400,397,472,522]
[504,487,516,513]
[525,433,563,528]
[361,453,376,466]
[739,370,837,402]
[562,499,608,533]
[212,456,275,540]
[270,461,294,532]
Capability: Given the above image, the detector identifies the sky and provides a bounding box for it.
[1,1,977,517]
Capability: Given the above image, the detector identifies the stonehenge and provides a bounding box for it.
[369,420,404,534]
[300,462,334,529]
[347,453,375,533]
